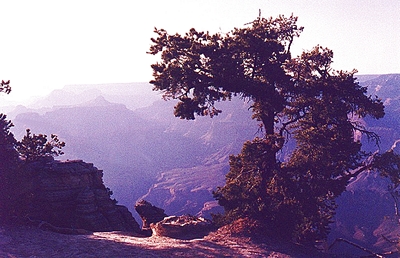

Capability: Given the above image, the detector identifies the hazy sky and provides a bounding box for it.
[0,0,399,102]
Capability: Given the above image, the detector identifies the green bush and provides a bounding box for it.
[16,129,65,162]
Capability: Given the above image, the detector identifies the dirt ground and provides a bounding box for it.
[0,226,333,258]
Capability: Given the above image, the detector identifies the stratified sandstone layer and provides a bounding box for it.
[24,158,140,233]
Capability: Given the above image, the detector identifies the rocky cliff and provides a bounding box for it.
[21,157,140,233]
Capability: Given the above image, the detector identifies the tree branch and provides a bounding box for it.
[328,238,384,258]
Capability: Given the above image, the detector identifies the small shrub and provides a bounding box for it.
[16,129,65,162]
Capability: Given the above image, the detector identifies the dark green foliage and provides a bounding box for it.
[0,83,21,221]
[373,150,400,187]
[149,15,386,244]
[0,80,16,164]
[0,114,18,163]
[106,187,118,205]
[213,138,296,235]
[0,113,19,176]
[277,47,384,242]
[149,15,302,125]
[213,46,384,243]
[0,80,11,95]
[16,129,65,162]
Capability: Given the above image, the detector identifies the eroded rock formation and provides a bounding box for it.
[134,200,213,239]
[23,158,140,233]
[134,200,167,231]
[151,215,214,239]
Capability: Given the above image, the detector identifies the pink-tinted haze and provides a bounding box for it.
[0,0,398,102]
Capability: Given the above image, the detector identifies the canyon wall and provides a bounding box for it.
[23,157,140,233]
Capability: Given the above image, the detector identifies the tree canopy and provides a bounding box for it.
[0,81,17,167]
[149,15,394,244]
[149,15,302,123]
[0,114,18,169]
[16,129,65,162]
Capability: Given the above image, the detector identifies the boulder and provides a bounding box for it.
[151,215,214,239]
[134,200,167,231]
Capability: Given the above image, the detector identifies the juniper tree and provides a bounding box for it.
[16,129,65,162]
[148,15,385,243]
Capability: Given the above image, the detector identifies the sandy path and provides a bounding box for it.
[0,225,338,257]
[0,226,291,258]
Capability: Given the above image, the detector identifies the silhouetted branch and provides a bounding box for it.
[328,238,384,258]
[0,80,11,94]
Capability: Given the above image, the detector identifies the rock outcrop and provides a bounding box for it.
[134,200,167,231]
[151,215,214,239]
[24,158,140,233]
[134,201,213,239]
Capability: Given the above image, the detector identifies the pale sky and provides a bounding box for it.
[0,0,399,102]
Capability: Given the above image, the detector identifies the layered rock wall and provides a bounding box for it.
[25,158,140,233]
